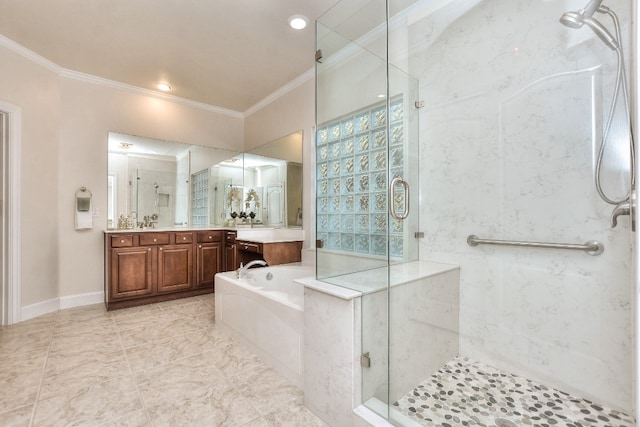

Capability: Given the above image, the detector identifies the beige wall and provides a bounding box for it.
[58,79,244,299]
[1,39,314,316]
[0,46,61,307]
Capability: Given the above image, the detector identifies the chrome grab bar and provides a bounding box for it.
[466,235,604,256]
[389,177,409,220]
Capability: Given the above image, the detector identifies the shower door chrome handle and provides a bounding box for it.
[389,177,410,220]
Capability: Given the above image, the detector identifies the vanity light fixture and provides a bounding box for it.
[156,83,172,92]
[288,14,308,30]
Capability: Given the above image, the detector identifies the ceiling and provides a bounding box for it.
[0,0,340,113]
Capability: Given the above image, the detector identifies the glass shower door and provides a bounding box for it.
[316,1,421,421]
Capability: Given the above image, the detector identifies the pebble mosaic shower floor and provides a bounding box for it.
[393,356,635,427]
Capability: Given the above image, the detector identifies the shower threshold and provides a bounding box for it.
[393,356,635,427]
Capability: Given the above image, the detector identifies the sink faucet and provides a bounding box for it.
[236,259,267,279]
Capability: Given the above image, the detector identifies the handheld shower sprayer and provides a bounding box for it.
[559,2,635,228]
[559,0,619,50]
[579,0,605,18]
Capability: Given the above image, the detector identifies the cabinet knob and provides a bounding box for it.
[120,239,125,243]
[148,248,151,251]
[183,237,187,240]
[153,238,157,242]
[159,248,163,251]
[199,245,202,248]
[208,236,212,239]
[244,245,248,250]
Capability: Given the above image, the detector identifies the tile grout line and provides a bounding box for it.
[112,311,155,427]
[28,309,60,427]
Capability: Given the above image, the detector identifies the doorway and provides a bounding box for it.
[0,111,5,325]
[0,100,20,326]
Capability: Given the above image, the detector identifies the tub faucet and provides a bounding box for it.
[236,259,267,279]
[611,190,636,231]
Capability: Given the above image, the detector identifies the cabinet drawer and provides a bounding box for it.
[111,235,133,248]
[237,240,262,253]
[225,232,236,243]
[197,231,222,243]
[139,233,170,245]
[175,232,193,244]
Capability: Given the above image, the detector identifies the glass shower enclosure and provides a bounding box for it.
[316,0,636,425]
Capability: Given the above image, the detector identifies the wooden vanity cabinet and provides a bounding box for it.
[195,231,223,290]
[109,245,154,299]
[105,230,221,310]
[235,239,303,267]
[224,231,238,271]
[157,239,193,294]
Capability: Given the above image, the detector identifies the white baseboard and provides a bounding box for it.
[20,291,104,322]
[20,297,60,322]
[60,291,104,309]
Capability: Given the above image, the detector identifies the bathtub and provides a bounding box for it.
[214,264,313,388]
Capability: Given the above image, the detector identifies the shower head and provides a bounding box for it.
[559,11,586,29]
[559,2,619,50]
[559,0,604,28]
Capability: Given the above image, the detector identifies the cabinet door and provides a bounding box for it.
[196,243,222,289]
[157,244,193,293]
[224,243,237,272]
[110,247,154,299]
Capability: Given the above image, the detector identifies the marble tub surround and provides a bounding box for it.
[0,296,327,427]
[215,265,312,388]
[304,287,362,427]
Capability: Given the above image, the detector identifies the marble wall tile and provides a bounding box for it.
[403,0,634,412]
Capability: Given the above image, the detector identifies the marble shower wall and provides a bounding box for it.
[400,0,633,412]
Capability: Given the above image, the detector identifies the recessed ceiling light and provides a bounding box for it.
[156,83,171,92]
[288,14,308,30]
[119,142,133,150]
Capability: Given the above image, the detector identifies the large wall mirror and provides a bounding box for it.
[242,131,303,228]
[107,130,303,229]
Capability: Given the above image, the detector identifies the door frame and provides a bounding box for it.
[0,100,21,325]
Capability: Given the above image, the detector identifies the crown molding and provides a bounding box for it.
[0,34,63,74]
[243,67,315,117]
[0,34,244,119]
[59,68,244,118]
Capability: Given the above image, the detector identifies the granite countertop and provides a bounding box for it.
[104,227,305,244]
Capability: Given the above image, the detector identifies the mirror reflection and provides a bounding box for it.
[239,131,303,228]
[107,130,303,229]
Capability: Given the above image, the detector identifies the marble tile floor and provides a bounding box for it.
[393,356,635,427]
[0,295,328,427]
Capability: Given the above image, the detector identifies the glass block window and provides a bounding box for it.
[191,169,208,227]
[317,98,405,258]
